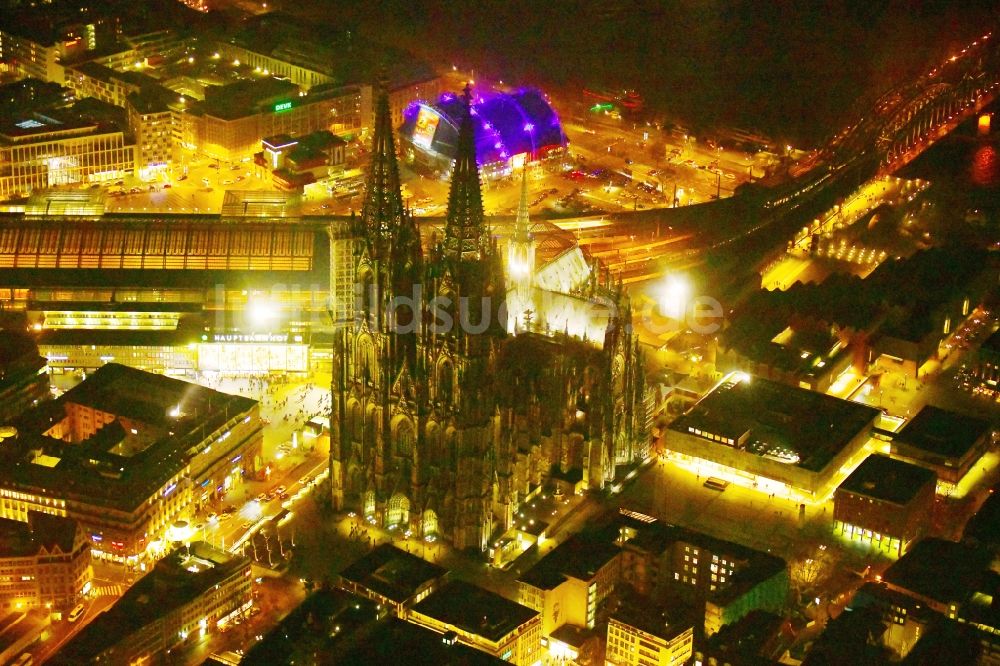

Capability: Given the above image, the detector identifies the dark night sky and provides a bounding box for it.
[305,0,998,146]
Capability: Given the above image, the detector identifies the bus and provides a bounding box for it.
[703,477,730,491]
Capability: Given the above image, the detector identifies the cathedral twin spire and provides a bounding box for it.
[443,85,489,261]
[361,81,407,254]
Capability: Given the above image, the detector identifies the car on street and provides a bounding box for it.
[68,603,86,622]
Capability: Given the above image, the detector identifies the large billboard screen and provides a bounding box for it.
[412,107,440,150]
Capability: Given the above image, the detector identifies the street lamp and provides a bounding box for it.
[658,275,690,321]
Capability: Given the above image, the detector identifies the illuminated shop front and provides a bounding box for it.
[198,333,309,374]
[834,521,904,558]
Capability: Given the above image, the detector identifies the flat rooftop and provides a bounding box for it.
[882,538,993,606]
[669,375,880,471]
[963,492,1000,547]
[0,111,96,141]
[198,79,298,121]
[837,454,937,505]
[339,543,448,604]
[334,617,508,665]
[895,406,992,461]
[62,362,256,427]
[242,589,379,665]
[611,600,691,643]
[611,511,787,606]
[411,580,538,643]
[700,609,785,662]
[51,542,248,663]
[0,511,78,557]
[517,534,621,590]
[1,364,257,513]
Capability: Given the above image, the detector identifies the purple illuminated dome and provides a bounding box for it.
[399,88,567,175]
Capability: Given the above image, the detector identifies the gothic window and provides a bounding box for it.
[358,268,375,323]
[613,355,625,394]
[395,418,414,458]
[437,359,454,405]
[422,509,438,539]
[387,493,410,528]
[426,422,442,465]
[356,336,375,381]
[363,490,376,520]
[349,402,363,442]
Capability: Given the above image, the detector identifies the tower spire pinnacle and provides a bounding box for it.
[443,84,487,261]
[361,79,406,252]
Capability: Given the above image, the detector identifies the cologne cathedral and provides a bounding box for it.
[330,85,647,551]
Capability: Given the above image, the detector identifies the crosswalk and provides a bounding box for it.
[93,583,124,597]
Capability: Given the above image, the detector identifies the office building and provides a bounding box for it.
[872,539,1000,661]
[968,327,1000,396]
[0,111,135,199]
[125,86,181,179]
[833,454,937,556]
[64,61,157,108]
[242,588,382,665]
[663,373,880,501]
[182,79,365,162]
[0,363,261,562]
[50,542,252,665]
[606,600,694,666]
[338,543,448,617]
[0,329,49,425]
[0,28,67,83]
[889,405,993,488]
[963,490,1000,551]
[0,511,91,612]
[719,321,855,394]
[217,12,439,125]
[336,616,509,665]
[409,580,542,665]
[612,510,788,637]
[692,610,789,666]
[517,535,622,635]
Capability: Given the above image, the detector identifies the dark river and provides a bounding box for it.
[898,103,1000,220]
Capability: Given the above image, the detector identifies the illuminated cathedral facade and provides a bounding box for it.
[330,85,647,551]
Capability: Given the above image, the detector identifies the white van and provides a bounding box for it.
[68,603,85,622]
